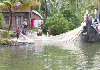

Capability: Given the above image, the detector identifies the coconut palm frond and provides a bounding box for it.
[30,1,41,6]
[0,3,7,8]
[3,1,12,6]
[20,1,40,9]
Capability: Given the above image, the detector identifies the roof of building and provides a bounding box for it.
[0,8,44,19]
[0,1,43,19]
[32,10,44,19]
[0,7,30,12]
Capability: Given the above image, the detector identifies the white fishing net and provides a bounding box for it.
[18,32,34,43]
[11,25,82,45]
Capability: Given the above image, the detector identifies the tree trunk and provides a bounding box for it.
[29,6,32,28]
[99,0,100,21]
[65,1,67,9]
[9,0,12,31]
[57,0,61,14]
[9,10,12,31]
[39,0,41,14]
[48,0,51,13]
[75,0,78,14]
[45,0,47,18]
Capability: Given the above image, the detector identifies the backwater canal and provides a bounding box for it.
[0,36,100,70]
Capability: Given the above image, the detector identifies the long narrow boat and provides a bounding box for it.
[82,21,100,42]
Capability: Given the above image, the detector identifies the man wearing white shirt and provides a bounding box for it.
[23,19,28,29]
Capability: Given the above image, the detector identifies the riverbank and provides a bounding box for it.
[0,25,82,46]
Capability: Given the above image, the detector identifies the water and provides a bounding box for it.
[1,37,100,70]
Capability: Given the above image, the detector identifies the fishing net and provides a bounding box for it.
[18,32,34,43]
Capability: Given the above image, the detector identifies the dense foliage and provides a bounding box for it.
[39,0,96,35]
[0,30,11,45]
[42,14,69,35]
[4,26,9,31]
[42,8,82,35]
[61,9,82,29]
[0,30,10,38]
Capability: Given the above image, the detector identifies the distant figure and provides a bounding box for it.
[84,14,86,22]
[47,27,51,37]
[86,14,89,21]
[94,19,97,22]
[23,19,28,29]
[94,19,98,25]
[86,14,89,26]
[22,27,26,35]
[94,19,98,30]
[16,27,21,39]
[89,15,92,24]
[37,27,42,36]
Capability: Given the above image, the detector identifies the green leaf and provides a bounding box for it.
[3,1,12,6]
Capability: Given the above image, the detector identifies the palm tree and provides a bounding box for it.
[57,0,61,14]
[67,0,76,12]
[2,0,14,31]
[39,0,41,14]
[76,0,78,14]
[48,0,51,13]
[45,0,47,18]
[99,0,100,21]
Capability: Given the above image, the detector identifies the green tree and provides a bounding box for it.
[0,12,3,28]
[99,0,100,21]
[42,14,69,35]
[61,9,82,29]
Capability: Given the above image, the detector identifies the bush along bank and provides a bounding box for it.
[41,14,69,35]
[0,38,12,45]
[0,30,13,46]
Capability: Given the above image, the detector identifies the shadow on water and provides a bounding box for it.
[1,35,100,70]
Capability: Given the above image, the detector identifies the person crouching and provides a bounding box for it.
[37,27,42,36]
[22,27,26,35]
[47,27,51,37]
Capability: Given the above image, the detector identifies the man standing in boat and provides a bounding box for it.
[89,15,92,24]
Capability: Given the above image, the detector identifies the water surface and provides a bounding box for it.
[0,37,100,70]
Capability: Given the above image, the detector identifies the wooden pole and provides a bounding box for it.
[75,0,78,14]
[9,0,12,31]
[99,0,100,22]
[45,0,47,18]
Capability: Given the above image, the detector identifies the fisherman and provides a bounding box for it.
[37,27,42,36]
[47,27,51,37]
[23,19,28,29]
[84,14,86,22]
[93,9,99,30]
[22,27,26,35]
[16,27,21,39]
[86,14,89,27]
[89,15,92,24]
[86,14,89,21]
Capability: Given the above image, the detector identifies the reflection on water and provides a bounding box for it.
[1,37,100,70]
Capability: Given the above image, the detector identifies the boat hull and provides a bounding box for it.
[82,21,100,43]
